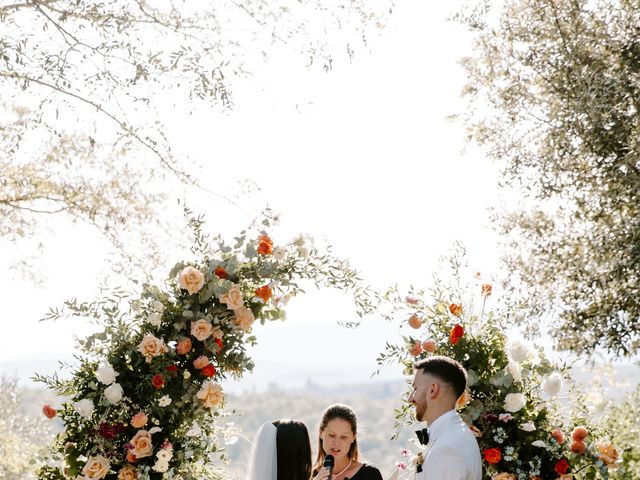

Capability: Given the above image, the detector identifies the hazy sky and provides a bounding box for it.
[1,0,504,393]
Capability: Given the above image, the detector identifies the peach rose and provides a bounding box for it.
[572,426,588,442]
[137,334,168,363]
[193,355,210,370]
[176,337,192,355]
[234,306,255,332]
[596,442,619,466]
[492,474,515,480]
[130,412,148,429]
[219,284,244,310]
[409,341,423,357]
[570,441,586,454]
[190,319,213,342]
[178,266,205,295]
[422,340,437,353]
[118,466,137,480]
[129,430,153,459]
[551,429,565,445]
[408,315,422,329]
[196,380,224,409]
[82,456,111,479]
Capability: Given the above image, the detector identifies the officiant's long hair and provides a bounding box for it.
[313,404,361,471]
[273,419,312,480]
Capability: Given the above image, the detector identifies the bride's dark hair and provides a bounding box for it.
[273,419,312,480]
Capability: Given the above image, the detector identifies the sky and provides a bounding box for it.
[0,0,508,393]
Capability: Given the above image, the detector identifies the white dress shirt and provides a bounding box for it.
[415,410,482,480]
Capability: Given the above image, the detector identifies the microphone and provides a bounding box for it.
[323,454,334,480]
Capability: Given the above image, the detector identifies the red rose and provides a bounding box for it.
[483,447,501,465]
[257,235,273,255]
[449,303,463,317]
[201,364,216,377]
[214,266,228,279]
[42,404,57,419]
[214,338,223,352]
[165,365,178,373]
[151,374,165,389]
[255,285,272,302]
[554,458,570,475]
[450,324,464,345]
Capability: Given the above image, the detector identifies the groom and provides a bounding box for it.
[408,356,482,479]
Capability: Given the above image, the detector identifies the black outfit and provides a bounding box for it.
[344,464,383,480]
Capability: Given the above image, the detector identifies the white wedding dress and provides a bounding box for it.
[245,421,278,480]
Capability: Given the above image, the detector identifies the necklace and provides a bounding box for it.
[333,458,353,478]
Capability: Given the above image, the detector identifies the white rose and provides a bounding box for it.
[149,426,162,434]
[158,395,172,407]
[504,392,526,413]
[508,339,531,363]
[96,363,117,385]
[542,372,563,397]
[272,247,286,261]
[147,312,162,327]
[152,460,169,473]
[520,422,536,432]
[532,440,547,448]
[507,360,522,383]
[157,447,173,461]
[152,300,164,313]
[104,383,123,404]
[73,399,95,419]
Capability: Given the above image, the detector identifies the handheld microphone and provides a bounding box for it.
[323,454,335,480]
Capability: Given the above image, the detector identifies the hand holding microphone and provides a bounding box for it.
[323,454,334,480]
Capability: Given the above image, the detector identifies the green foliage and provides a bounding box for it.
[601,385,640,479]
[457,0,640,356]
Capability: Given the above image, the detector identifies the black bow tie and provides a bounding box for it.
[415,427,429,445]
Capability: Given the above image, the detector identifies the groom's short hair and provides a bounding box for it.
[414,356,467,398]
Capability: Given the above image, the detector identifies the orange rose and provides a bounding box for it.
[551,429,565,445]
[257,235,273,255]
[596,442,619,466]
[255,285,272,302]
[176,337,192,355]
[571,426,588,442]
[408,315,422,329]
[456,388,472,410]
[483,447,502,464]
[130,412,148,429]
[126,451,137,463]
[421,339,437,353]
[481,284,493,297]
[570,441,586,454]
[42,404,57,419]
[409,341,423,357]
[450,323,464,345]
[449,303,462,317]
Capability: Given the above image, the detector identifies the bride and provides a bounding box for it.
[245,419,312,480]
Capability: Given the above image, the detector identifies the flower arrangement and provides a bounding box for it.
[379,248,621,480]
[36,214,373,480]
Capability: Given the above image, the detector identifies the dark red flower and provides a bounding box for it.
[555,458,570,475]
[214,266,229,279]
[165,364,178,373]
[201,364,216,378]
[152,374,165,389]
